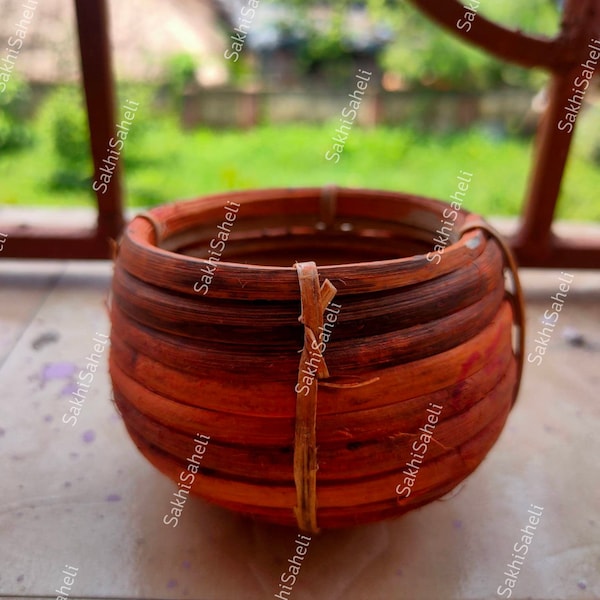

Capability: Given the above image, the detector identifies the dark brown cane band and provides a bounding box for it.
[458,217,526,406]
[319,185,338,230]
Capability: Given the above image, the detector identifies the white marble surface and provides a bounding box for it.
[0,260,599,600]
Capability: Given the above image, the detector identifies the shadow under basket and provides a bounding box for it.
[109,186,525,532]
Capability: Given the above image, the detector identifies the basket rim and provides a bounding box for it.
[118,186,490,299]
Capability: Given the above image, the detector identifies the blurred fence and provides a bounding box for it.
[14,84,538,133]
[181,88,537,132]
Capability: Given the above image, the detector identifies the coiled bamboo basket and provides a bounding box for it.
[109,186,524,532]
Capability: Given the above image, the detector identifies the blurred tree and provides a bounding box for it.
[374,0,560,91]
[0,76,32,151]
[37,84,155,191]
[262,0,560,91]
[164,52,199,108]
[36,86,92,190]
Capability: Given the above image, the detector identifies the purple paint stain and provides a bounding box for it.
[182,560,191,569]
[63,481,72,488]
[61,381,79,396]
[82,429,95,444]
[17,574,24,583]
[69,452,79,459]
[109,412,121,422]
[453,519,463,529]
[395,568,403,576]
[106,493,122,502]
[0,427,5,437]
[38,362,78,387]
[577,581,587,590]
[167,579,178,589]
[43,414,53,423]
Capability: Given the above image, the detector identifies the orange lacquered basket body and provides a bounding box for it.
[109,186,524,532]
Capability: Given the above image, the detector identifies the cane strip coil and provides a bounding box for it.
[136,211,166,246]
[458,216,525,405]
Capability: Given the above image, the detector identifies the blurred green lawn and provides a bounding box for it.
[1,117,598,221]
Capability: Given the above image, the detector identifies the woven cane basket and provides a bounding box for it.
[109,186,524,532]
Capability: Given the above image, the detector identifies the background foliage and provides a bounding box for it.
[0,75,32,151]
[1,0,597,223]
[264,0,560,90]
[1,87,599,221]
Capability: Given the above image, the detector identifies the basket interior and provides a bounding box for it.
[155,194,463,267]
[174,227,436,266]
